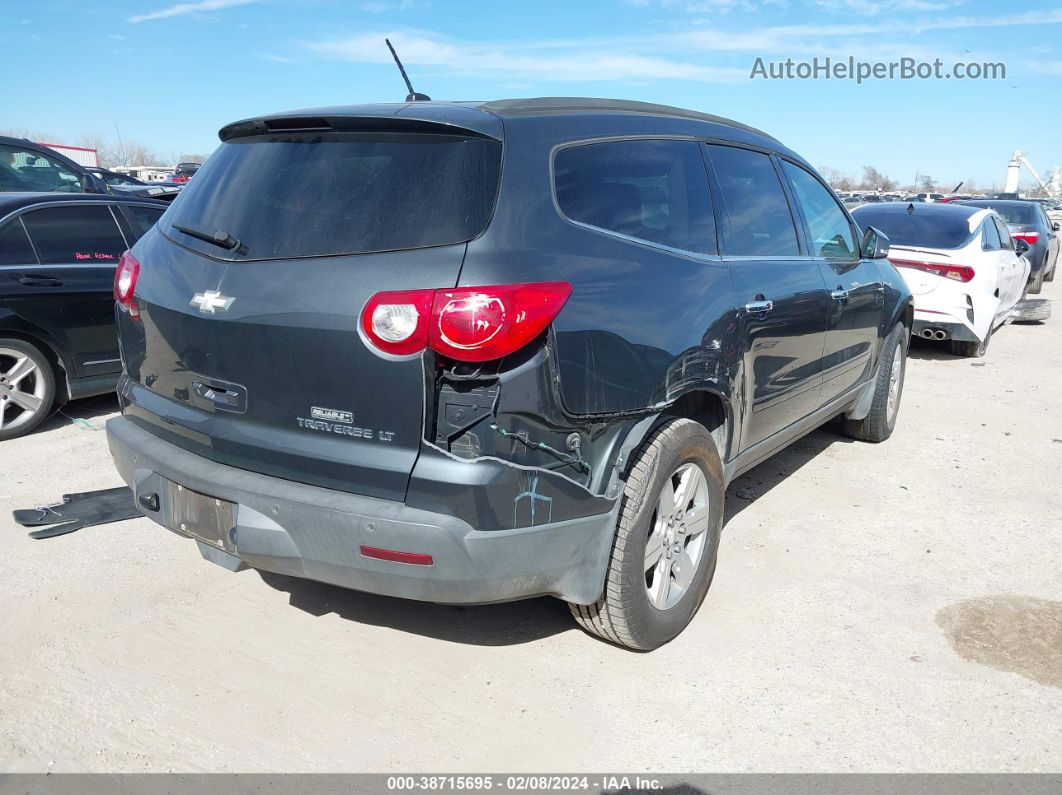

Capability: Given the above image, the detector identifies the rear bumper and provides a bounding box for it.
[106,415,617,605]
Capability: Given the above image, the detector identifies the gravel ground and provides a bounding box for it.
[1,282,1060,773]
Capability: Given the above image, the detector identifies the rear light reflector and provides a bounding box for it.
[114,250,141,317]
[359,546,434,566]
[360,282,572,363]
[1012,232,1039,245]
[889,258,974,283]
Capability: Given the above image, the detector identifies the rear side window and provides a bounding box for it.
[164,131,502,260]
[554,139,716,255]
[981,218,1001,250]
[781,161,857,260]
[21,205,128,264]
[706,145,800,257]
[0,219,37,265]
[994,216,1014,250]
[122,204,166,240]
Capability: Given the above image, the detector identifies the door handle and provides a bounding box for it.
[19,275,64,287]
[830,288,849,302]
[744,299,774,315]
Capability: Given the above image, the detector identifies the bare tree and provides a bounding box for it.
[818,166,854,192]
[918,175,936,192]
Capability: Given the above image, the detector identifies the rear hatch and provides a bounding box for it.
[119,115,502,501]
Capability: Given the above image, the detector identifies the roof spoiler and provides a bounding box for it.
[219,115,500,142]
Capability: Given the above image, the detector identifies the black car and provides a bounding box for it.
[105,98,913,649]
[960,199,1060,292]
[85,168,181,202]
[0,192,167,439]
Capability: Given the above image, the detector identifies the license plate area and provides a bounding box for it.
[166,482,236,548]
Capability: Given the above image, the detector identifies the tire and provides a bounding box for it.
[0,338,56,441]
[949,324,992,358]
[842,323,907,443]
[1028,267,1044,295]
[569,418,724,651]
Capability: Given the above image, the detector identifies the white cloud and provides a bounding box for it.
[255,51,292,62]
[128,0,258,24]
[1027,60,1062,76]
[107,33,129,40]
[303,31,746,82]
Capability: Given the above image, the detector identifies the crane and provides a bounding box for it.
[1004,151,1061,197]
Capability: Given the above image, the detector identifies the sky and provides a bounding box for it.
[3,0,1061,189]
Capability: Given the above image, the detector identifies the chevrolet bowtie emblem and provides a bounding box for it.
[190,290,235,314]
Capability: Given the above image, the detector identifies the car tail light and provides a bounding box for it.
[114,251,141,317]
[361,289,435,356]
[1012,232,1039,245]
[889,258,975,283]
[360,282,572,362]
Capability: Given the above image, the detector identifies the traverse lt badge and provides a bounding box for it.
[190,290,235,314]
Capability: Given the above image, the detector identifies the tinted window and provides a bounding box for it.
[851,207,974,249]
[0,144,82,193]
[554,139,715,255]
[21,205,128,264]
[123,204,166,240]
[165,132,501,260]
[0,219,36,265]
[707,145,799,257]
[781,161,857,260]
[981,217,1001,250]
[962,202,1034,225]
[994,216,1014,250]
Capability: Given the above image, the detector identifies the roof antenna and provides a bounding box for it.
[385,38,431,102]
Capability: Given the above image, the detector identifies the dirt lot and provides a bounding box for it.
[2,284,1060,774]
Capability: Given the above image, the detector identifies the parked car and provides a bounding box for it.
[0,192,167,439]
[960,199,1060,292]
[105,97,912,650]
[916,193,945,203]
[85,168,181,202]
[171,162,201,184]
[852,202,1031,357]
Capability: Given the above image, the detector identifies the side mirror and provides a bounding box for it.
[861,226,890,259]
[1053,222,1060,232]
[1015,239,1030,254]
[80,173,106,194]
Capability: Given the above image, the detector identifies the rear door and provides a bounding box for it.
[780,160,882,405]
[120,125,502,501]
[4,203,128,377]
[704,143,828,451]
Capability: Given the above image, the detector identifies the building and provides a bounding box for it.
[38,143,99,168]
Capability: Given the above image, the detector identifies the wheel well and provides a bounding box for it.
[0,330,68,404]
[663,389,730,461]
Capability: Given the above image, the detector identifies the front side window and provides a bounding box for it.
[706,145,800,257]
[0,219,37,265]
[0,145,82,193]
[21,205,128,265]
[781,161,857,260]
[554,139,716,255]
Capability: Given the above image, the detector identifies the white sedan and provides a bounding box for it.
[852,202,1031,357]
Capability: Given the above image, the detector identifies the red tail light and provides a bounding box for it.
[114,251,141,317]
[361,282,572,363]
[889,258,974,283]
[1012,232,1039,245]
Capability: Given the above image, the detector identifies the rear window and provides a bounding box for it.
[962,202,1034,225]
[163,131,502,259]
[852,207,974,249]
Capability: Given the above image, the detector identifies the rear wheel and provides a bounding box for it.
[842,324,907,443]
[949,323,992,358]
[569,418,724,651]
[0,339,55,441]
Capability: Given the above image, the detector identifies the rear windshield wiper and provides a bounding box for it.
[172,222,246,254]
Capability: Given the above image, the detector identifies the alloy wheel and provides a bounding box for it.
[644,462,713,611]
[0,347,47,433]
